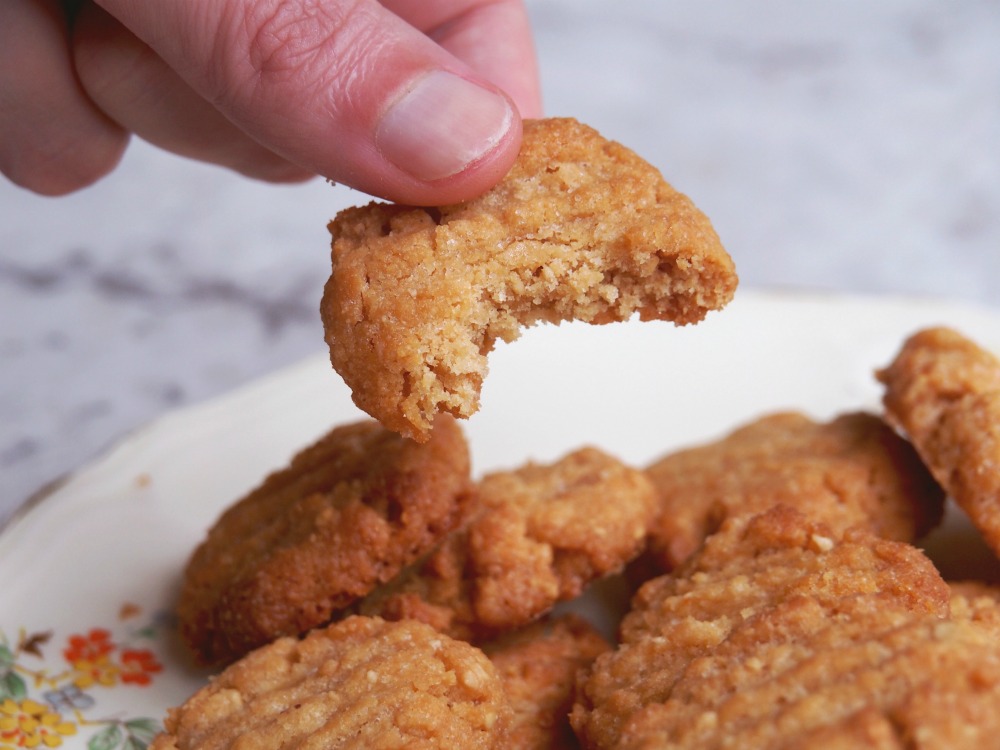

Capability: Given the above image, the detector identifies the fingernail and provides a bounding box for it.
[376,71,514,182]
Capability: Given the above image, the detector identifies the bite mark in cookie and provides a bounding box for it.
[176,417,472,665]
[321,117,737,440]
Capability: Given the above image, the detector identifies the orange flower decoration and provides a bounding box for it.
[62,629,113,664]
[119,650,163,686]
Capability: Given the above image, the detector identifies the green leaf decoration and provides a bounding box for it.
[0,644,14,670]
[88,724,124,750]
[124,718,161,745]
[0,670,27,700]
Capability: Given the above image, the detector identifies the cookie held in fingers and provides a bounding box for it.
[571,505,1000,750]
[321,117,738,440]
[150,616,512,750]
[356,447,658,641]
[644,411,944,572]
[176,417,472,666]
[877,326,1000,558]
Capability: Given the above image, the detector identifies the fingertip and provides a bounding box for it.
[369,76,523,205]
[5,132,129,197]
[376,72,513,184]
[0,0,129,195]
[0,77,130,197]
[423,106,523,206]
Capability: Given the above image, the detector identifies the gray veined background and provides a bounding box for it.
[1,0,998,523]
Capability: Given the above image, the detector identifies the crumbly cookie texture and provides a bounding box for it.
[572,505,1000,750]
[176,417,472,666]
[355,447,658,640]
[644,411,944,572]
[150,617,511,750]
[948,580,1000,637]
[877,326,1000,557]
[321,117,738,440]
[483,614,610,750]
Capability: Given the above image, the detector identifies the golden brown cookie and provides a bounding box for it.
[571,505,1000,750]
[356,447,657,641]
[643,411,944,572]
[877,326,1000,558]
[321,117,738,440]
[151,616,511,750]
[949,580,1000,630]
[177,417,472,665]
[482,614,610,750]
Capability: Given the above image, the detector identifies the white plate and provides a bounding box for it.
[2,288,1000,749]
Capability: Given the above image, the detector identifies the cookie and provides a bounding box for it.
[643,411,944,572]
[151,616,511,750]
[571,505,1000,749]
[949,580,1000,629]
[877,326,1000,557]
[356,447,657,640]
[321,117,738,440]
[177,417,472,665]
[483,614,610,750]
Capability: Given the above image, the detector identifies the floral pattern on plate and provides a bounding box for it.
[0,605,167,750]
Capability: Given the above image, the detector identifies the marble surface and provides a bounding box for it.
[2,0,998,525]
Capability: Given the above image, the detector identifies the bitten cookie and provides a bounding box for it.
[483,614,610,750]
[572,506,1000,750]
[877,327,1000,558]
[177,417,472,665]
[356,447,657,641]
[151,617,511,750]
[321,117,738,440]
[643,411,944,572]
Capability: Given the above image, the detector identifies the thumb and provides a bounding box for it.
[94,0,523,204]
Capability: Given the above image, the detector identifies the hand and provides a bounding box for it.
[0,0,542,204]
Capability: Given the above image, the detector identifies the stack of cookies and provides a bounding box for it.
[151,119,1000,749]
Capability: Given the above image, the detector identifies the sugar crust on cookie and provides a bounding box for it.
[355,447,657,640]
[572,506,1000,750]
[176,417,471,665]
[151,617,511,750]
[483,614,610,750]
[878,326,1000,558]
[644,411,944,571]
